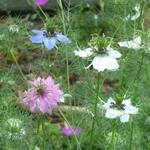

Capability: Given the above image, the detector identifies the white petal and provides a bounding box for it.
[118,36,141,49]
[118,41,131,48]
[132,36,141,48]
[74,48,93,58]
[120,114,130,123]
[131,12,140,21]
[124,106,138,114]
[105,108,121,119]
[131,5,140,21]
[92,55,119,72]
[122,99,131,106]
[122,99,138,114]
[107,46,122,58]
[102,97,116,110]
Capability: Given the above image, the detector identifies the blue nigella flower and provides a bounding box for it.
[29,29,71,51]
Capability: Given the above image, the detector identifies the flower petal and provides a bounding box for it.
[92,55,119,72]
[29,35,43,43]
[107,46,121,58]
[31,29,45,35]
[120,114,130,123]
[55,33,71,44]
[34,0,49,6]
[105,108,121,119]
[118,36,141,49]
[102,97,116,110]
[74,48,93,58]
[43,38,56,50]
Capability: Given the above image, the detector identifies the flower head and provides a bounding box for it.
[29,29,70,51]
[34,0,48,6]
[118,36,141,49]
[62,127,81,136]
[75,45,121,72]
[22,76,63,114]
[102,97,138,123]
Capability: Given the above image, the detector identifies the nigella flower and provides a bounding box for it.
[29,29,70,51]
[123,4,141,21]
[62,127,81,136]
[22,76,63,114]
[102,97,138,123]
[118,36,141,49]
[34,0,48,6]
[74,45,121,72]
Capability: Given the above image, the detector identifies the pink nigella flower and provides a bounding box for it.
[34,0,48,6]
[62,127,81,136]
[22,76,63,114]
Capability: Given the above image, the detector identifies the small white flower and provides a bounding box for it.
[8,24,19,33]
[75,46,121,72]
[123,4,141,21]
[102,98,138,123]
[118,36,141,49]
[74,48,93,58]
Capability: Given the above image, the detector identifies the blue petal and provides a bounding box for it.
[29,35,43,43]
[55,33,71,44]
[43,38,56,50]
[31,29,44,35]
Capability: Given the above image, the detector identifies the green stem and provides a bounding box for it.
[110,121,116,150]
[10,48,27,81]
[129,121,134,150]
[57,0,70,90]
[90,73,101,150]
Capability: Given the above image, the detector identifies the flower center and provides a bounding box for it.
[43,29,55,37]
[36,85,44,95]
[109,102,115,108]
[120,104,126,110]
[95,47,108,55]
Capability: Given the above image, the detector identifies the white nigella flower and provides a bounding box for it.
[74,45,121,72]
[8,24,20,33]
[123,4,141,21]
[119,99,139,123]
[102,98,138,123]
[118,36,141,49]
